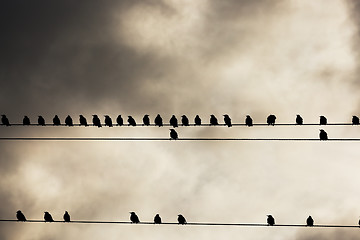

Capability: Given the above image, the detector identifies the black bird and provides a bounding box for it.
[92,115,102,127]
[267,115,276,126]
[63,211,70,222]
[245,115,253,127]
[38,116,45,126]
[320,116,327,125]
[296,115,303,125]
[194,115,201,126]
[128,116,136,126]
[1,115,10,126]
[170,115,178,128]
[177,214,187,225]
[79,115,88,126]
[104,115,113,127]
[143,115,150,126]
[154,214,162,224]
[23,116,30,125]
[65,115,73,126]
[352,116,359,125]
[53,115,61,126]
[267,215,275,226]
[170,129,178,140]
[116,115,124,126]
[319,129,328,140]
[223,114,232,127]
[16,210,26,221]
[358,217,360,227]
[44,212,54,222]
[154,114,163,127]
[130,212,140,223]
[181,115,189,126]
[306,216,314,226]
[210,115,218,125]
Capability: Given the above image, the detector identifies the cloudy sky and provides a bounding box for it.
[1,0,360,239]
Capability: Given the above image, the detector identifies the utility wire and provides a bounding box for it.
[0,138,360,141]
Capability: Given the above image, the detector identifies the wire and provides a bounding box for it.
[0,138,359,141]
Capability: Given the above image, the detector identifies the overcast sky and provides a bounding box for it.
[1,0,360,239]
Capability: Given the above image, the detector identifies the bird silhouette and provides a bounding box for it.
[23,116,30,125]
[296,115,303,125]
[63,211,70,222]
[194,115,201,126]
[143,115,150,126]
[267,115,276,125]
[38,116,45,126]
[267,215,275,226]
[320,116,327,125]
[104,115,113,127]
[181,115,190,126]
[306,216,314,226]
[65,115,73,126]
[223,114,232,127]
[170,129,178,140]
[352,116,359,125]
[1,115,10,126]
[128,116,136,126]
[177,214,187,225]
[44,212,54,222]
[79,115,88,126]
[53,115,61,125]
[130,212,140,223]
[116,115,123,126]
[154,214,162,224]
[92,115,102,127]
[319,129,328,140]
[358,217,360,226]
[245,115,253,127]
[154,114,163,127]
[16,210,26,221]
[210,115,218,125]
[170,115,178,128]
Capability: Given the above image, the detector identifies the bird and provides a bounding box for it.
[194,115,201,126]
[92,115,102,127]
[116,115,123,126]
[79,115,88,126]
[143,114,150,126]
[63,211,70,222]
[181,115,190,126]
[1,115,10,126]
[154,114,163,127]
[358,217,360,227]
[170,115,178,128]
[65,115,73,126]
[320,116,327,125]
[267,115,276,125]
[306,216,314,226]
[38,116,45,126]
[352,116,359,125]
[23,116,30,125]
[267,215,275,226]
[170,129,178,140]
[296,115,303,125]
[130,212,140,223]
[53,115,61,125]
[319,129,328,140]
[210,115,218,125]
[245,115,253,127]
[16,210,26,221]
[104,115,113,127]
[177,214,187,225]
[154,214,162,224]
[128,116,136,126]
[44,212,54,222]
[223,114,232,127]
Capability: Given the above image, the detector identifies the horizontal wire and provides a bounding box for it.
[0,138,359,141]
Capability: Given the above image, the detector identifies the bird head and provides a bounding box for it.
[145,114,149,117]
[17,210,21,213]
[92,115,97,117]
[181,115,186,117]
[130,212,135,214]
[65,211,68,214]
[297,114,300,117]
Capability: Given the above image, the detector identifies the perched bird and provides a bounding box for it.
[296,115,303,125]
[130,212,140,223]
[267,115,276,126]
[143,115,150,126]
[154,114,163,127]
[210,115,218,125]
[104,115,113,127]
[352,116,359,125]
[1,115,10,126]
[23,116,31,125]
[116,115,124,126]
[79,115,88,126]
[44,212,54,222]
[223,114,232,127]
[267,215,275,226]
[170,115,178,128]
[53,115,61,125]
[320,116,327,125]
[245,115,253,127]
[194,115,201,126]
[358,217,360,227]
[170,129,178,140]
[38,116,45,126]
[63,211,70,222]
[16,210,26,222]
[154,214,162,224]
[306,216,314,226]
[181,115,190,126]
[319,129,328,140]
[92,115,102,127]
[65,115,73,126]
[128,116,136,126]
[177,214,187,225]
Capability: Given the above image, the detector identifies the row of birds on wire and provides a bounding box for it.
[1,114,360,127]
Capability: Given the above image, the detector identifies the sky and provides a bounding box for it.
[1,0,360,239]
